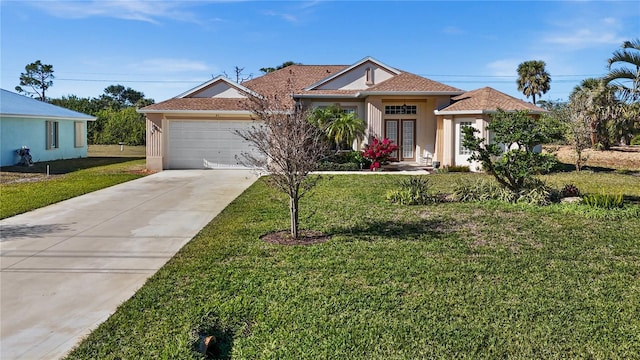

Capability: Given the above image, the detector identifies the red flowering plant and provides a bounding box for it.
[361,137,398,170]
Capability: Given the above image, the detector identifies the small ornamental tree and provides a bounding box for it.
[362,137,398,170]
[462,109,563,194]
[236,79,329,239]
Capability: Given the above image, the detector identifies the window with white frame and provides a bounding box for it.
[459,121,473,155]
[46,121,59,149]
[385,105,417,115]
[74,121,84,148]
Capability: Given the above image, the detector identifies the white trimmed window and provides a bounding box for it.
[385,105,417,115]
[459,121,473,155]
[46,121,59,149]
[74,121,84,148]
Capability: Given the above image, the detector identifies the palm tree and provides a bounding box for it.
[605,38,640,102]
[308,105,366,150]
[325,112,366,150]
[516,60,551,105]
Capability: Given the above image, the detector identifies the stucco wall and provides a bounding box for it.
[144,112,255,171]
[0,116,88,167]
[317,63,394,90]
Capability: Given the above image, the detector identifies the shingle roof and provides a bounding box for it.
[0,89,95,120]
[141,65,347,112]
[244,65,347,94]
[141,98,250,112]
[140,62,464,113]
[438,87,546,113]
[364,72,463,93]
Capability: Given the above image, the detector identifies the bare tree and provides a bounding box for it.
[551,101,590,171]
[222,66,252,83]
[236,79,329,239]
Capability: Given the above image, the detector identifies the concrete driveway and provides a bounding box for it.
[0,170,257,359]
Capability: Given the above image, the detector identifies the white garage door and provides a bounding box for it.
[167,120,259,169]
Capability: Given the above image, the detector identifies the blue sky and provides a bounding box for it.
[1,1,638,104]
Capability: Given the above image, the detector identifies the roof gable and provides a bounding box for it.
[363,72,464,94]
[243,65,347,94]
[177,76,257,99]
[0,89,95,120]
[305,57,399,91]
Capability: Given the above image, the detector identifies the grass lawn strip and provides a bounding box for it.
[66,174,640,359]
[0,159,146,219]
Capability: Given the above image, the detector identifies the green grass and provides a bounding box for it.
[88,144,146,157]
[0,158,146,219]
[65,173,640,359]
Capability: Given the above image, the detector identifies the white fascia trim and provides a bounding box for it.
[434,109,547,116]
[293,94,359,99]
[303,56,401,91]
[433,110,484,115]
[138,109,252,115]
[1,113,97,121]
[360,91,465,96]
[175,76,260,99]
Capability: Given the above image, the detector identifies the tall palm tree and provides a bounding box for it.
[516,60,551,105]
[605,38,640,102]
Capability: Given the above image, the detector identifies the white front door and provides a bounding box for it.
[454,119,475,167]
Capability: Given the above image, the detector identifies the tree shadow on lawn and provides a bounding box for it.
[327,217,453,242]
[0,157,144,175]
[554,162,618,173]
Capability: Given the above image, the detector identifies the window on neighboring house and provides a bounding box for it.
[385,105,417,115]
[74,121,84,148]
[459,121,473,155]
[46,121,59,149]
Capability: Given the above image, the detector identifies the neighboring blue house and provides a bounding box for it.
[0,89,96,167]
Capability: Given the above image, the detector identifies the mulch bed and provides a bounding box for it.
[261,229,331,245]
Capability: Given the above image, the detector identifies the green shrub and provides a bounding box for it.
[452,178,558,205]
[631,134,640,146]
[321,151,371,169]
[583,191,624,209]
[518,179,560,205]
[452,179,512,202]
[316,162,361,171]
[445,165,471,172]
[561,183,581,197]
[386,176,440,205]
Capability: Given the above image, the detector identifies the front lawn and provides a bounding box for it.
[0,158,146,219]
[66,173,640,359]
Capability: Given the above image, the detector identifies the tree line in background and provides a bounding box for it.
[519,39,640,158]
[16,38,638,151]
[15,61,153,146]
